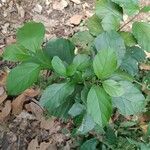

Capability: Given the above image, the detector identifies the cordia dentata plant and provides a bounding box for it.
[3,0,150,136]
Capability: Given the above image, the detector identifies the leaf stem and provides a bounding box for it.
[118,6,145,31]
[118,13,140,31]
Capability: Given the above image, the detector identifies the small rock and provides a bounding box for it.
[53,0,68,11]
[70,0,81,4]
[1,0,6,3]
[45,0,52,6]
[69,14,82,25]
[33,4,43,14]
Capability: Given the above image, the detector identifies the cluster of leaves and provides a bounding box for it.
[2,0,150,149]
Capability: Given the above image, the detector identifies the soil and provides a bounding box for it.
[0,0,149,149]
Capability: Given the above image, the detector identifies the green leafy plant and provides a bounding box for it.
[3,0,150,148]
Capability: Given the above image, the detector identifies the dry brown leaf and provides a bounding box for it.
[39,142,57,150]
[140,63,150,71]
[69,15,82,25]
[25,102,43,120]
[0,71,8,86]
[5,36,16,45]
[40,117,61,133]
[12,88,40,115]
[24,88,40,97]
[0,100,11,121]
[145,51,150,58]
[0,86,4,96]
[140,124,148,134]
[27,137,39,150]
[0,87,7,105]
[12,93,27,115]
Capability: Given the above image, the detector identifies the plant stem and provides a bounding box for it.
[118,12,140,31]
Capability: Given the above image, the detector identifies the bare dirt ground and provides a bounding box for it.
[0,0,149,150]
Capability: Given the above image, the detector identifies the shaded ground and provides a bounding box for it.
[0,0,150,149]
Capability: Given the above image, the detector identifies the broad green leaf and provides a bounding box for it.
[103,79,124,97]
[127,46,146,62]
[121,46,146,76]
[94,31,126,65]
[52,56,66,76]
[81,84,91,104]
[40,82,74,113]
[87,85,112,127]
[102,14,120,31]
[7,62,40,95]
[119,31,137,47]
[71,31,94,52]
[87,14,103,36]
[3,44,31,62]
[121,55,138,76]
[72,54,91,71]
[96,0,122,19]
[66,64,77,76]
[17,22,45,52]
[51,97,74,120]
[112,81,146,116]
[132,22,150,52]
[112,0,139,15]
[78,114,95,135]
[80,138,99,150]
[68,103,85,117]
[29,50,51,69]
[44,38,75,64]
[110,70,134,82]
[140,6,150,12]
[93,49,117,79]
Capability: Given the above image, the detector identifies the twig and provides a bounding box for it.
[118,13,140,31]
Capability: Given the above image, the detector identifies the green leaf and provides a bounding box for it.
[132,22,150,52]
[93,48,117,79]
[77,114,95,135]
[102,14,120,31]
[140,6,150,12]
[29,50,51,69]
[80,138,99,150]
[72,54,91,71]
[17,22,45,52]
[96,0,122,19]
[7,62,40,95]
[87,14,103,36]
[52,56,66,76]
[127,46,146,62]
[112,81,146,116]
[94,31,126,65]
[112,0,139,15]
[121,46,146,76]
[103,79,124,97]
[44,38,75,64]
[119,31,137,47]
[110,70,134,82]
[66,64,77,76]
[121,55,138,76]
[87,85,112,127]
[40,82,75,113]
[68,103,85,118]
[71,31,94,52]
[51,97,74,120]
[3,44,31,62]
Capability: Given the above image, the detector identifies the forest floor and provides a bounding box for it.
[0,0,150,150]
